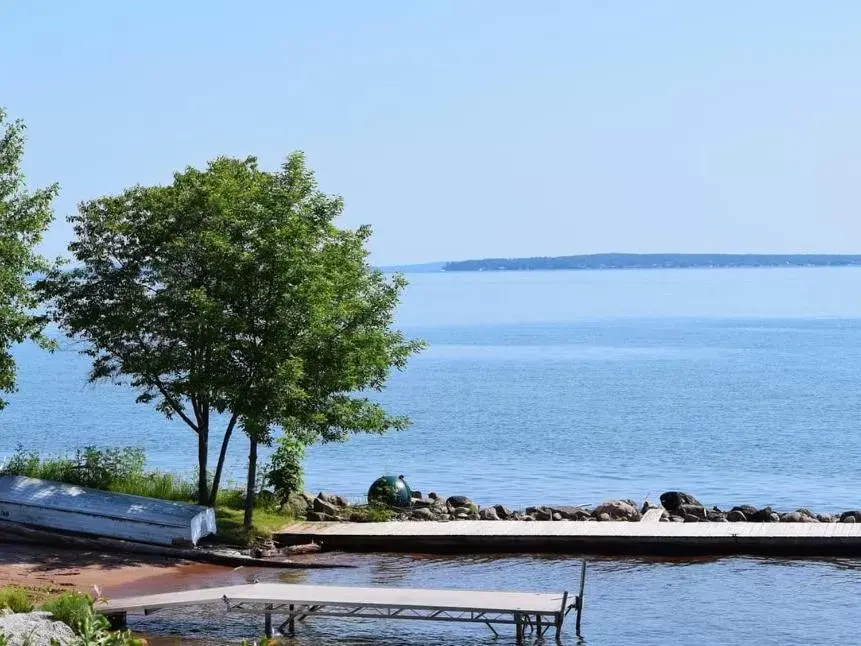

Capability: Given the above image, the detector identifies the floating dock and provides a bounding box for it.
[100,576,585,643]
[275,519,861,556]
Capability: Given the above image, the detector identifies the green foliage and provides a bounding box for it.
[0,107,58,409]
[348,504,396,523]
[265,437,305,503]
[44,592,143,645]
[0,446,153,492]
[42,591,91,634]
[39,152,424,516]
[0,586,33,613]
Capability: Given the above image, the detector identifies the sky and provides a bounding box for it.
[3,2,861,265]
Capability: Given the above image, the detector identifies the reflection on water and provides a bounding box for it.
[123,553,861,645]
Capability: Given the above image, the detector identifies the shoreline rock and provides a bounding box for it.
[290,489,854,525]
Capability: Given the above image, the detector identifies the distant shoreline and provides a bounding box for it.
[386,254,861,273]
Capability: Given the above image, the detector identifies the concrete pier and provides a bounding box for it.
[275,520,861,556]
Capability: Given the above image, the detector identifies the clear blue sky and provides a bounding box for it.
[4,2,861,264]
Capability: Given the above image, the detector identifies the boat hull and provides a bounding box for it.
[0,476,216,546]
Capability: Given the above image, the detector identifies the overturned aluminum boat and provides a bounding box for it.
[0,476,216,546]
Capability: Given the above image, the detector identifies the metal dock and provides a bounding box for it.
[275,519,861,556]
[100,574,586,643]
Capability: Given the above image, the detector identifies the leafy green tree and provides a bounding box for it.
[40,153,423,512]
[0,108,57,408]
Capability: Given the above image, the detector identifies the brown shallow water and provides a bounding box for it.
[114,552,861,645]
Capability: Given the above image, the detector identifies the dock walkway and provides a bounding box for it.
[100,579,584,643]
[275,519,861,556]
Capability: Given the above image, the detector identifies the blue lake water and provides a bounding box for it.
[9,267,861,511]
[7,267,861,644]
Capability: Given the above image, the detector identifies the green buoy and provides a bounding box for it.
[368,474,412,508]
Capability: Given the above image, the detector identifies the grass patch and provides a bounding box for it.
[214,507,293,546]
[0,586,33,613]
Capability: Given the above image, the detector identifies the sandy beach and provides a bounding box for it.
[0,542,220,600]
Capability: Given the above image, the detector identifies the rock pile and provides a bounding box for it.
[292,489,859,524]
[656,491,843,523]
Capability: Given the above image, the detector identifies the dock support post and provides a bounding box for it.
[556,590,568,644]
[515,612,524,644]
[105,612,127,631]
[264,604,273,638]
[576,559,586,634]
[289,603,295,635]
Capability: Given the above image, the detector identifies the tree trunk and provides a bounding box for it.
[197,426,209,505]
[208,414,238,506]
[244,437,258,528]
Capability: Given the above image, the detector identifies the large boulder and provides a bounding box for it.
[446,496,477,513]
[840,510,861,523]
[726,510,747,522]
[283,491,312,518]
[0,612,76,645]
[318,492,349,508]
[730,505,758,517]
[660,492,702,512]
[479,507,500,521]
[592,500,640,521]
[782,511,818,523]
[749,507,779,522]
[494,504,513,520]
[677,504,707,519]
[313,497,342,517]
[532,507,553,521]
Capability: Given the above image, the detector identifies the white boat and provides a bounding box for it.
[0,476,216,546]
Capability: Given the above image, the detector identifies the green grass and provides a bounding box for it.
[41,591,91,634]
[347,504,396,523]
[106,472,197,502]
[215,507,294,545]
[0,586,33,613]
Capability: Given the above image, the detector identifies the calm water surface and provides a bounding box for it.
[131,554,861,645]
[7,267,861,643]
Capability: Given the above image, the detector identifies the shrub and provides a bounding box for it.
[0,445,147,490]
[73,446,146,489]
[42,591,92,634]
[348,504,396,523]
[43,592,144,645]
[265,437,305,504]
[0,586,33,613]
